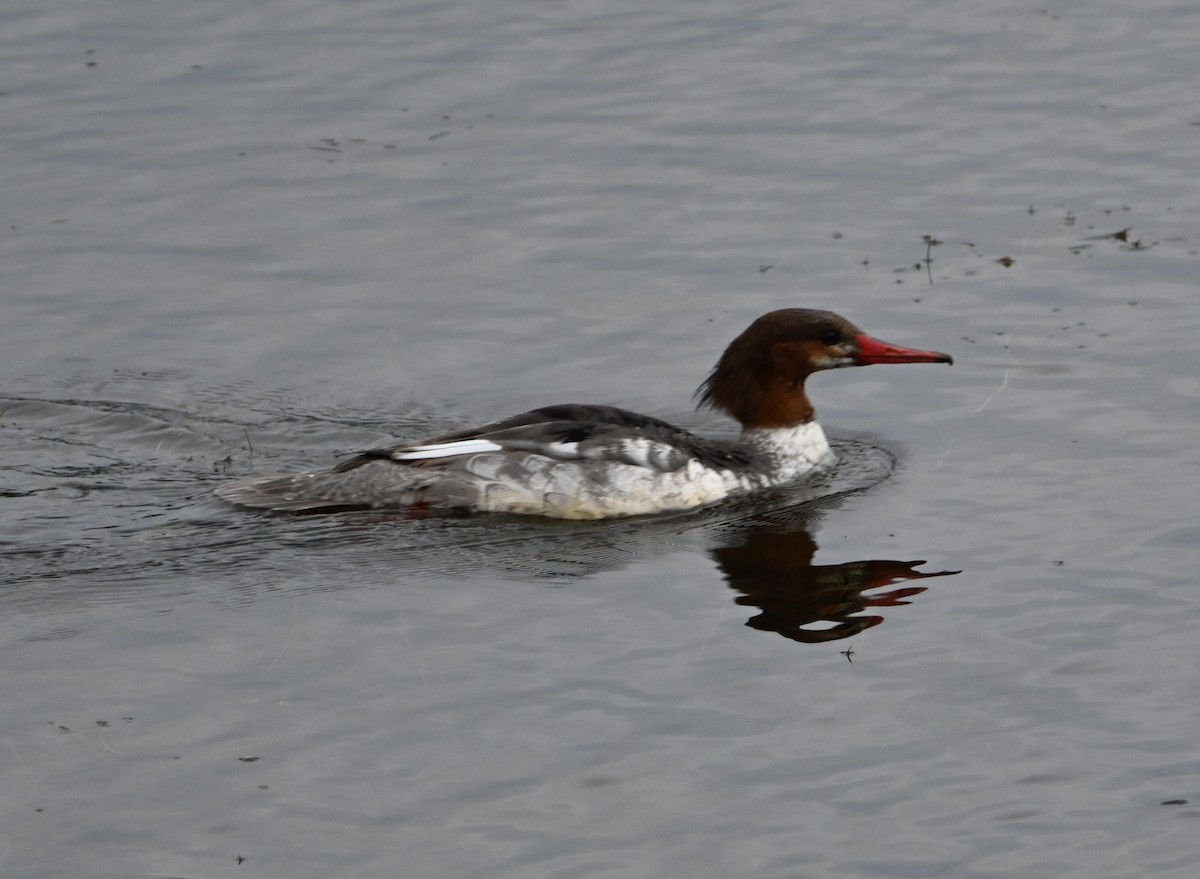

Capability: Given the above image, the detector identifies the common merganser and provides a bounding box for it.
[214,309,951,519]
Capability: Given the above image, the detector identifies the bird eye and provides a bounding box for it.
[820,329,842,345]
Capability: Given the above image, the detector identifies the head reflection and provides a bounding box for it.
[711,522,957,644]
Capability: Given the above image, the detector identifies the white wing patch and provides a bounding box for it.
[539,441,583,459]
[392,439,504,460]
[388,435,683,470]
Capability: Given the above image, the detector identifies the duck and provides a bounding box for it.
[214,308,951,519]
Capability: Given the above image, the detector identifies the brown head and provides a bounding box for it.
[696,308,952,429]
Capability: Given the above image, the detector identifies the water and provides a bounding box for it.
[3,0,1199,876]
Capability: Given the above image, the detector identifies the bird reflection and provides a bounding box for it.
[711,522,957,644]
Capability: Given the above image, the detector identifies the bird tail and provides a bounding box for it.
[213,461,445,513]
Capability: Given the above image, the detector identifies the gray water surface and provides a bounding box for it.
[3,1,1199,877]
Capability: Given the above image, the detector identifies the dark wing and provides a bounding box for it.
[333,404,750,473]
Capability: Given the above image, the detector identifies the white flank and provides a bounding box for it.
[393,439,504,460]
